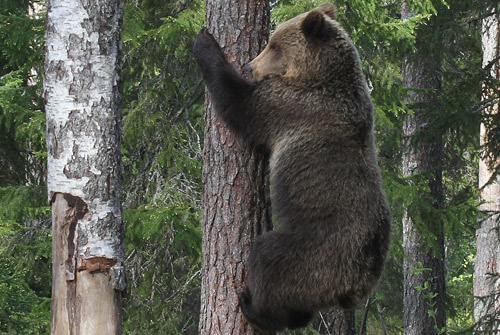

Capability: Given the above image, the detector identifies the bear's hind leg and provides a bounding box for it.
[286,309,313,330]
[237,285,287,331]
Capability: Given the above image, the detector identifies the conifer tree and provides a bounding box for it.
[0,1,50,332]
[198,0,271,334]
[400,2,446,334]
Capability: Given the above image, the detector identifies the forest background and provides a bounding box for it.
[0,0,498,334]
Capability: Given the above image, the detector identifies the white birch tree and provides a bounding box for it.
[44,0,125,334]
[474,8,500,334]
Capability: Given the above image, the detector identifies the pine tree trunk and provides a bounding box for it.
[320,307,356,335]
[198,0,271,334]
[474,10,500,334]
[401,4,446,335]
[44,1,125,334]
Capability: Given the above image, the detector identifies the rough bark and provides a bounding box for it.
[401,3,446,335]
[198,0,271,334]
[44,0,125,334]
[317,307,356,335]
[474,10,500,334]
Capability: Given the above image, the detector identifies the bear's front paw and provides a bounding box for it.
[236,284,252,307]
[193,28,224,63]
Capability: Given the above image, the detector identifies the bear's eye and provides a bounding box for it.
[269,43,280,52]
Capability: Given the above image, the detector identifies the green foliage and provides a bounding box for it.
[121,0,204,208]
[0,1,44,73]
[272,0,325,23]
[0,255,49,334]
[0,186,49,222]
[120,0,204,333]
[412,267,446,334]
[123,204,201,334]
[0,0,45,186]
[0,0,49,332]
[0,0,494,333]
[0,186,51,334]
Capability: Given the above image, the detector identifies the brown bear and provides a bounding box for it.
[193,2,391,331]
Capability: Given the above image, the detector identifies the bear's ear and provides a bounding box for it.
[301,10,327,41]
[317,2,336,20]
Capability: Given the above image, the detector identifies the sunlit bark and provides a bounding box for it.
[474,10,500,335]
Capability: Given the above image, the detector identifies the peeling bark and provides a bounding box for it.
[44,0,125,334]
[198,0,272,334]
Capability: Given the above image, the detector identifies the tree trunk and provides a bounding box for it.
[401,4,446,335]
[474,9,500,335]
[318,307,356,335]
[198,0,271,334]
[44,1,125,334]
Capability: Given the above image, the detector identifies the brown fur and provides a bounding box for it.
[193,2,391,331]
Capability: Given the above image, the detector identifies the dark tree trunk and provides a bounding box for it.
[318,307,356,335]
[198,0,271,334]
[401,3,446,335]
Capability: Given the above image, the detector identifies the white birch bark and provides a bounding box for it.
[44,0,125,334]
[474,10,500,334]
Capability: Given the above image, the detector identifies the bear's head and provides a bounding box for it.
[248,2,359,84]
